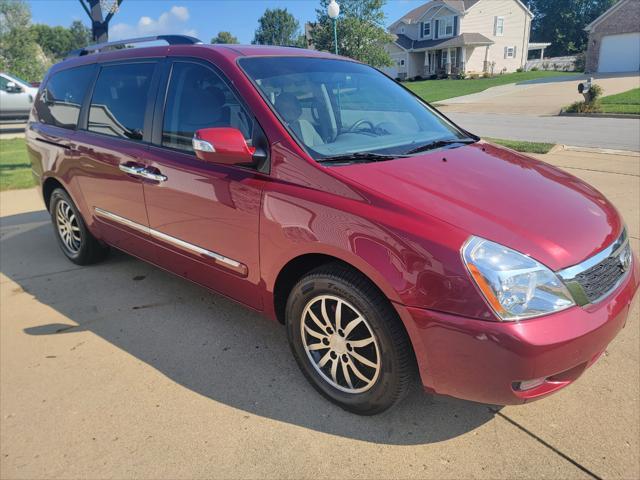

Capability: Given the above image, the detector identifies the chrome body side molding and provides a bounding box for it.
[94,207,247,276]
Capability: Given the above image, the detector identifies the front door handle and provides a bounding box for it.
[119,164,146,176]
[119,164,167,182]
[139,170,168,182]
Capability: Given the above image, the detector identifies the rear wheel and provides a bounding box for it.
[49,188,109,265]
[286,264,415,415]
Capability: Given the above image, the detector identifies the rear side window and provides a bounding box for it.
[88,63,155,141]
[161,62,253,152]
[34,65,95,129]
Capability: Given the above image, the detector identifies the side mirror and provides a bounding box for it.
[5,81,22,93]
[193,127,255,166]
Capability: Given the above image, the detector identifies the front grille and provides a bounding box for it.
[573,245,630,303]
[558,230,632,306]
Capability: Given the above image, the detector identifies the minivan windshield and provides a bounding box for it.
[239,57,471,161]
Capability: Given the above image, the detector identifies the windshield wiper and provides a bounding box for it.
[318,151,409,164]
[405,137,476,155]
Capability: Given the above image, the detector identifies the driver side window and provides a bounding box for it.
[162,62,253,152]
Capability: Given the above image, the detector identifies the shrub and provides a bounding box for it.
[530,66,539,71]
[516,67,524,73]
[482,71,491,78]
[565,100,602,113]
[456,72,467,80]
[589,83,604,100]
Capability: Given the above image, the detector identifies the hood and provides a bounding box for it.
[333,143,622,271]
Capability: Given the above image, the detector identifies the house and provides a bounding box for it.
[585,0,640,73]
[383,0,539,79]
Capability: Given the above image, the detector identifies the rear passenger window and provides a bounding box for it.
[34,65,95,129]
[162,62,253,151]
[88,63,155,141]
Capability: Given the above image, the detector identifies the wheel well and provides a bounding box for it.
[42,178,65,211]
[273,253,387,325]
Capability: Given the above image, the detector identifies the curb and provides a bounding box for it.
[555,144,640,157]
[559,111,640,119]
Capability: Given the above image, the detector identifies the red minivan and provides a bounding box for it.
[26,36,638,414]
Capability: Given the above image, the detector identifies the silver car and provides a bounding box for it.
[0,73,39,120]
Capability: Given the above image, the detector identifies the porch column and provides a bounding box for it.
[460,46,466,73]
[540,48,545,60]
[446,48,452,75]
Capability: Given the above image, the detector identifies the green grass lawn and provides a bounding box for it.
[485,137,556,154]
[406,71,577,103]
[0,138,36,191]
[600,88,640,114]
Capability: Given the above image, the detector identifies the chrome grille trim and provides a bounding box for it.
[557,229,632,306]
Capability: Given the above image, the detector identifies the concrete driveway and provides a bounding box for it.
[1,150,638,479]
[438,73,640,115]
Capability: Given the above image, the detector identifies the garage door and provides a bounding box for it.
[598,33,640,73]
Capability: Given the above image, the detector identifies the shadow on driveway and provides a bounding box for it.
[2,210,497,446]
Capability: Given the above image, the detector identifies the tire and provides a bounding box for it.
[285,263,416,415]
[49,188,109,265]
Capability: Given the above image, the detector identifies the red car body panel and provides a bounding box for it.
[26,43,639,406]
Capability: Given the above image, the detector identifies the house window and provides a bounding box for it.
[506,46,515,58]
[450,49,457,66]
[400,26,405,34]
[439,17,454,37]
[422,22,431,37]
[495,17,505,36]
[400,59,405,66]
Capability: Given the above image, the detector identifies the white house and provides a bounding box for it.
[384,0,541,79]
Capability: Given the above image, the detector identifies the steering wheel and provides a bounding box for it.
[346,119,376,133]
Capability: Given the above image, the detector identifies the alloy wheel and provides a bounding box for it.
[300,295,381,394]
[55,199,82,254]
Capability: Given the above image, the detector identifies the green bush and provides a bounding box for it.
[589,83,604,100]
[530,66,539,71]
[516,67,524,73]
[565,100,602,113]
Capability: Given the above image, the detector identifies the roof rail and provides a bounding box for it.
[66,35,203,58]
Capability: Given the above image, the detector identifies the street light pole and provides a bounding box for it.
[328,0,340,55]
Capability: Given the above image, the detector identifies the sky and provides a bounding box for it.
[28,0,427,44]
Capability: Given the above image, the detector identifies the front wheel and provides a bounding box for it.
[286,264,416,415]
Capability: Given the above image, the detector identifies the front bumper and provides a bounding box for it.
[396,253,639,405]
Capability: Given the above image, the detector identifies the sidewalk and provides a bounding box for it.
[1,149,638,479]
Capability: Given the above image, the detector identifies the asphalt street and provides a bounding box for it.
[449,113,640,152]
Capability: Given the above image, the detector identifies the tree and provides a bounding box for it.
[211,31,238,44]
[0,0,46,82]
[252,8,302,46]
[310,0,392,68]
[31,24,74,60]
[31,21,92,62]
[69,20,91,48]
[529,0,616,57]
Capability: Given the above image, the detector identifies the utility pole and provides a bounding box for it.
[78,0,123,43]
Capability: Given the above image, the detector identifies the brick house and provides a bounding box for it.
[585,0,640,73]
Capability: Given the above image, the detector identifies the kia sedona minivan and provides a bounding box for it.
[26,35,638,415]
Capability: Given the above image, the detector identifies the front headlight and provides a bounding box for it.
[462,236,575,321]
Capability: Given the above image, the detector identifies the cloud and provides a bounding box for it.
[110,5,197,41]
